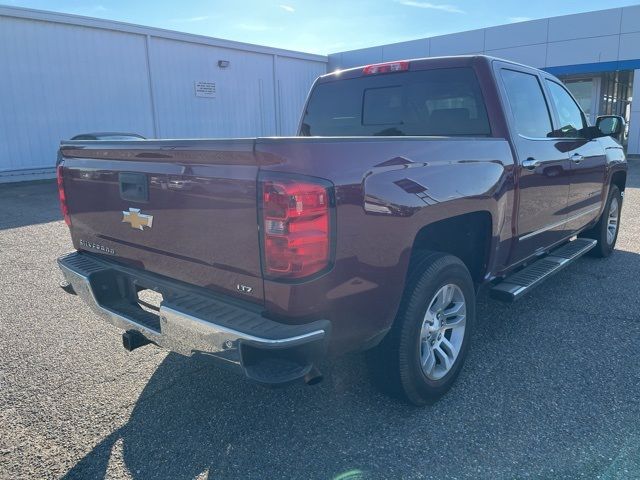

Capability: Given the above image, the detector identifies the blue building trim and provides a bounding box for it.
[544,59,640,76]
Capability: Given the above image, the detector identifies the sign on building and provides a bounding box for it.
[195,81,216,98]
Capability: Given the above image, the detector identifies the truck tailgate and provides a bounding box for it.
[59,139,265,304]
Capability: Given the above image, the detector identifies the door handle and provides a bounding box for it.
[570,153,584,163]
[522,158,540,170]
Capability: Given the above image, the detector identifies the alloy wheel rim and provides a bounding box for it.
[419,284,466,380]
[607,197,619,245]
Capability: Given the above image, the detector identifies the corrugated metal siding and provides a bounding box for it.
[149,37,277,138]
[276,56,326,135]
[0,7,327,181]
[0,15,154,173]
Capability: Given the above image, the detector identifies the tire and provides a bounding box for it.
[367,252,475,406]
[579,185,622,258]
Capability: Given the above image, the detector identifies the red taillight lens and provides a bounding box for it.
[56,164,71,226]
[362,61,409,75]
[261,176,332,279]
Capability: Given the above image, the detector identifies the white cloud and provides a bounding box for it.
[279,4,295,12]
[171,15,211,22]
[397,0,465,14]
[508,16,532,23]
[236,23,270,31]
[67,4,108,16]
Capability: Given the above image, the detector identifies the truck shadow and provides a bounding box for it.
[61,351,392,479]
[0,180,62,230]
[61,250,640,479]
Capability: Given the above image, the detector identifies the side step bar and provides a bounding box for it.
[490,238,597,302]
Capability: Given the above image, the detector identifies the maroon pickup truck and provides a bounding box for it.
[56,56,627,405]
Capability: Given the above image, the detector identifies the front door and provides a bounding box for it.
[544,79,607,232]
[498,67,571,264]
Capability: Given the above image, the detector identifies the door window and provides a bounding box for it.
[500,69,553,138]
[545,80,587,137]
[564,79,597,124]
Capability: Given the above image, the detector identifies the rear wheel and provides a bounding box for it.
[580,185,622,258]
[368,252,475,405]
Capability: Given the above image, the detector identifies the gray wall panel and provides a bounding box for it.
[339,47,383,69]
[546,35,620,67]
[619,32,640,61]
[547,9,622,42]
[382,39,430,61]
[485,19,548,51]
[621,5,640,33]
[485,44,548,68]
[430,29,485,56]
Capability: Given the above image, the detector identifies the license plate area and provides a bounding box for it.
[134,282,164,315]
[89,271,163,332]
[119,172,149,202]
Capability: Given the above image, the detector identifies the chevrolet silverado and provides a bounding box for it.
[56,56,627,405]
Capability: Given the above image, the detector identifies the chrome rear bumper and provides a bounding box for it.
[58,252,329,384]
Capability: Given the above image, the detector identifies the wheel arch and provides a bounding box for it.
[408,211,493,286]
[611,170,627,194]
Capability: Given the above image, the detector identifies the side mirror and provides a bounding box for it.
[595,115,625,138]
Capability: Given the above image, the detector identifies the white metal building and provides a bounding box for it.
[329,5,640,157]
[0,5,326,182]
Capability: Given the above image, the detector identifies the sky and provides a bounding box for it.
[3,0,640,55]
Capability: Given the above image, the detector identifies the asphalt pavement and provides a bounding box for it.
[1,163,640,479]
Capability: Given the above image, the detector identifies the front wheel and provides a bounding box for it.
[580,185,622,258]
[367,252,475,405]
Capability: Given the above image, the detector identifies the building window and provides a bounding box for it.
[558,71,634,147]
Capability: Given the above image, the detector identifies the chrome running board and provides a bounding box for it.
[490,238,597,302]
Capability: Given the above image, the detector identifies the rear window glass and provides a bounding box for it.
[300,67,490,137]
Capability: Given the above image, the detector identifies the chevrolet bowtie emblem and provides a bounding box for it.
[122,208,153,230]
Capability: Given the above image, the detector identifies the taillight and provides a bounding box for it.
[56,164,71,226]
[260,175,332,279]
[362,61,409,75]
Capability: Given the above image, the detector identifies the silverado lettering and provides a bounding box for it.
[78,240,115,255]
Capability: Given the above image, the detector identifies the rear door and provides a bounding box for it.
[498,66,571,263]
[543,78,606,232]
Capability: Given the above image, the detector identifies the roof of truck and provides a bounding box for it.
[318,54,547,83]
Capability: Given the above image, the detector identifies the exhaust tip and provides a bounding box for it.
[122,330,151,352]
[304,366,323,386]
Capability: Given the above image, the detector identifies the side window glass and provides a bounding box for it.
[545,80,587,137]
[500,69,553,138]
